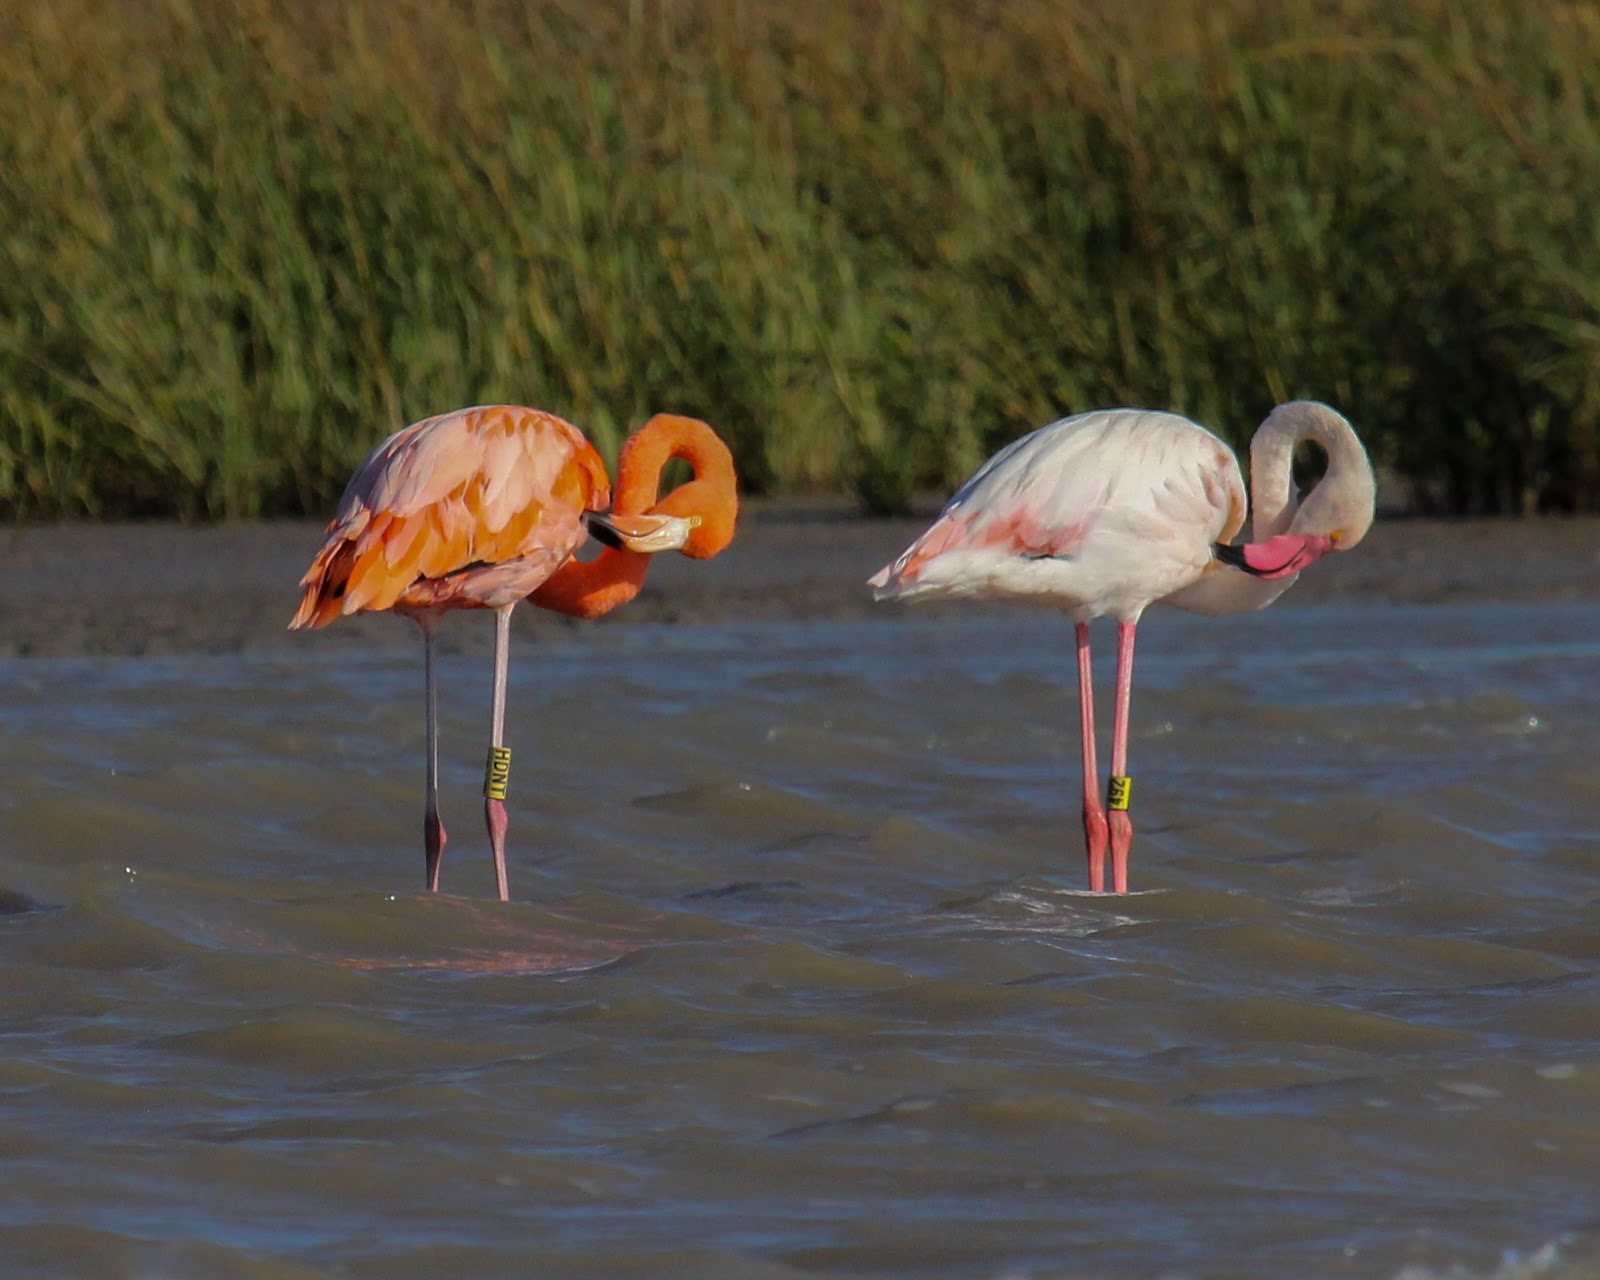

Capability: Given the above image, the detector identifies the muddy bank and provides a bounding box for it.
[1,508,1596,658]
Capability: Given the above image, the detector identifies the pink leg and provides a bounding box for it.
[1107,620,1137,894]
[420,618,447,893]
[484,607,512,903]
[1076,622,1108,892]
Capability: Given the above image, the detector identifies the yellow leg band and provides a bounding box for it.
[484,746,512,801]
[1107,774,1132,812]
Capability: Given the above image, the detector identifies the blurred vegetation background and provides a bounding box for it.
[2,0,1597,520]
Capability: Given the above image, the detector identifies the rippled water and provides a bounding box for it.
[3,602,1599,1279]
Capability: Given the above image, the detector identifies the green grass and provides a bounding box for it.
[2,0,1598,518]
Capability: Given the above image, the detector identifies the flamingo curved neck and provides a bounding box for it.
[1247,419,1301,541]
[531,415,737,620]
[1164,401,1367,618]
[531,545,651,620]
[1161,556,1298,616]
[1249,400,1367,540]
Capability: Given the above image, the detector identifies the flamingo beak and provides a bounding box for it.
[584,510,700,553]
[1213,533,1335,579]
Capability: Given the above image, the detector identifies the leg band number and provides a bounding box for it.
[1107,774,1132,812]
[484,746,512,801]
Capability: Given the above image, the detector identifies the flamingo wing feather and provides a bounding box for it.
[871,409,1246,620]
[289,406,612,628]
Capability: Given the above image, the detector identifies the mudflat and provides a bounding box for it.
[1,509,1596,658]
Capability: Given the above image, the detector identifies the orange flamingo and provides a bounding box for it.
[290,405,738,900]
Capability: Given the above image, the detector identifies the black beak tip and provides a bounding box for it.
[1213,542,1271,577]
[583,512,626,551]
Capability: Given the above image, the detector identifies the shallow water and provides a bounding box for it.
[3,602,1599,1279]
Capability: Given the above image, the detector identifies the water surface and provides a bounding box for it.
[3,602,1598,1279]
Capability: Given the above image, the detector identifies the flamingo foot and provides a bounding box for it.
[1083,803,1109,893]
[425,809,447,893]
[485,798,510,902]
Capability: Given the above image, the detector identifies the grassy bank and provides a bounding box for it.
[2,0,1597,518]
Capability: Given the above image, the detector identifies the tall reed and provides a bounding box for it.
[1,0,1596,517]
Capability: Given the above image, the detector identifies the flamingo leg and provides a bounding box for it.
[1076,622,1109,893]
[484,606,513,902]
[420,617,447,893]
[1107,620,1137,894]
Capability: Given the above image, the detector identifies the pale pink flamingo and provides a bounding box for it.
[290,405,738,901]
[870,401,1375,894]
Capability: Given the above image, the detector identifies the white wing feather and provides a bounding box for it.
[871,409,1244,621]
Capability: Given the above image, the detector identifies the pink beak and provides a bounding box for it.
[1216,533,1336,579]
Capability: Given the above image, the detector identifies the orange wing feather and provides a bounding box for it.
[289,406,611,630]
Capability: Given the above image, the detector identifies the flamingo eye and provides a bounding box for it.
[1329,530,1343,544]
